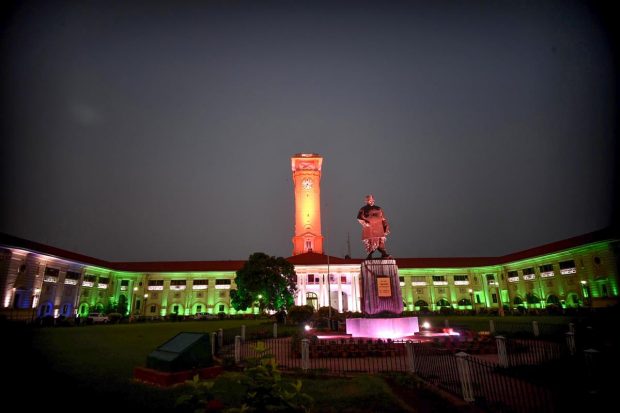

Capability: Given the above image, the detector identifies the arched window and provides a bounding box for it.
[457,298,472,306]
[436,298,451,307]
[547,295,560,305]
[513,296,524,305]
[306,292,318,311]
[526,293,540,304]
[414,299,428,307]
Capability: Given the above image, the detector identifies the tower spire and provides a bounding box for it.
[291,153,324,255]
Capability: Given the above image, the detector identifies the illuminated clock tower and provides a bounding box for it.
[291,153,324,255]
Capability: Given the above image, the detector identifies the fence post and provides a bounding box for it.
[444,319,449,328]
[273,322,278,339]
[532,321,539,337]
[405,341,416,373]
[218,328,224,348]
[234,335,241,364]
[584,348,600,392]
[495,336,508,368]
[301,339,309,372]
[565,332,576,356]
[241,325,246,342]
[568,322,575,334]
[489,319,495,334]
[211,332,217,356]
[455,352,475,402]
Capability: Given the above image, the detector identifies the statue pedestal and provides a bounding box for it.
[345,260,418,339]
[360,259,402,315]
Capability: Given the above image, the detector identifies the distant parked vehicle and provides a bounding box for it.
[193,312,217,320]
[87,313,109,324]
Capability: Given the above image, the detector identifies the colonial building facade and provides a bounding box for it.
[1,153,618,320]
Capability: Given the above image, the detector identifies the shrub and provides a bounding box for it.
[439,307,455,316]
[546,304,564,315]
[107,312,122,323]
[288,305,315,324]
[316,306,340,319]
[369,311,399,318]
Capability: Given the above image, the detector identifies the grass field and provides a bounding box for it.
[7,320,436,412]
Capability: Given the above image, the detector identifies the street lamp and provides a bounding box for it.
[132,287,138,316]
[580,280,591,308]
[143,293,148,317]
[468,288,475,313]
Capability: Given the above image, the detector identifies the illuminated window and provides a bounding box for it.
[120,279,129,290]
[507,270,519,283]
[148,280,164,290]
[522,268,535,281]
[306,292,318,309]
[83,274,96,287]
[219,304,225,312]
[44,267,59,283]
[559,260,576,275]
[539,264,555,278]
[171,280,187,290]
[65,271,80,285]
[307,274,319,284]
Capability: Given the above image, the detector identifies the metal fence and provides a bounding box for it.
[213,322,609,413]
[465,354,556,412]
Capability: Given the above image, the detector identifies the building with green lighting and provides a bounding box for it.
[0,154,618,319]
[0,228,617,320]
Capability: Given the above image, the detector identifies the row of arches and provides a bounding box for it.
[407,292,582,309]
[410,298,472,308]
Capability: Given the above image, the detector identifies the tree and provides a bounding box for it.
[231,252,297,312]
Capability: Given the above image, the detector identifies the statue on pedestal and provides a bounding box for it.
[357,194,392,259]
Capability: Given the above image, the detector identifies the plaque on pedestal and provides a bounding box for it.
[360,259,402,315]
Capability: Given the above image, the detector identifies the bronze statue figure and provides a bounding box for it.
[357,194,392,259]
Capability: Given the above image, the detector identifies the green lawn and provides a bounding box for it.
[8,319,455,412]
[32,319,266,380]
[8,320,268,412]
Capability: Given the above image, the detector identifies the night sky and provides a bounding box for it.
[1,0,617,262]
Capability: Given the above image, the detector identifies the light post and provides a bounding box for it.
[132,286,138,316]
[143,293,148,317]
[580,280,591,308]
[495,282,504,317]
[468,288,475,314]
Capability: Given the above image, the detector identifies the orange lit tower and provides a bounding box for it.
[291,153,324,255]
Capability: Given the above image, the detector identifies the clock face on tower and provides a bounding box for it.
[301,178,313,190]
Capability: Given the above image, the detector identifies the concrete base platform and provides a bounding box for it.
[346,317,419,339]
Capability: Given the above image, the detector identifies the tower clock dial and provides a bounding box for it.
[301,178,313,190]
